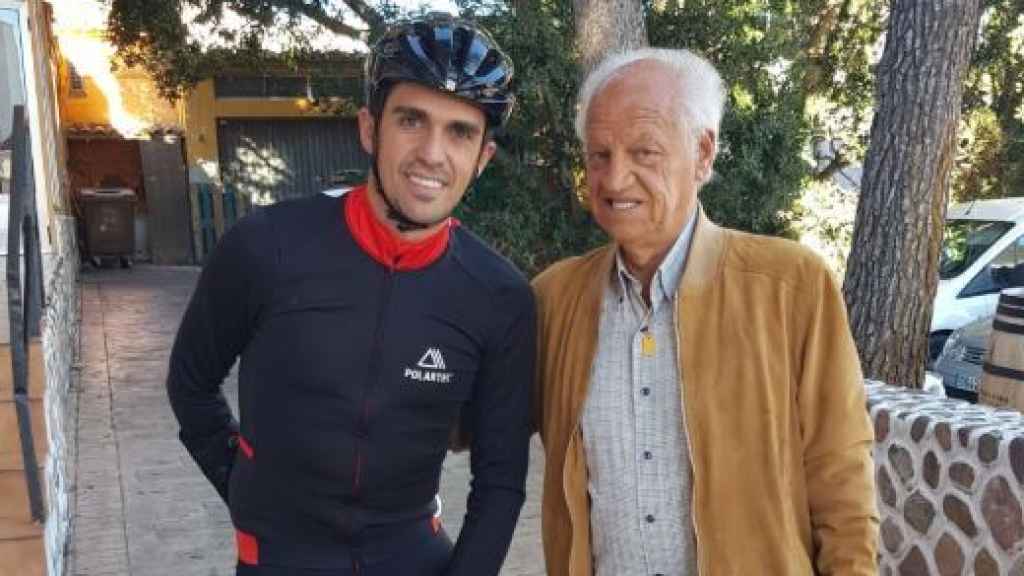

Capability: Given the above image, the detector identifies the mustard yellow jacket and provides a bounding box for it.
[531,212,879,575]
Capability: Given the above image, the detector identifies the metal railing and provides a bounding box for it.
[9,105,45,523]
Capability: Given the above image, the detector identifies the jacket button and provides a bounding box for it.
[643,451,652,460]
[645,514,655,523]
[641,387,651,396]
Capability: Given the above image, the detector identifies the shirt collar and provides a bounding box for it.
[612,208,699,303]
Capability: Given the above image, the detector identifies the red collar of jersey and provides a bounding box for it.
[343,184,458,271]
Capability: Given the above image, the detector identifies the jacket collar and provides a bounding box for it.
[595,205,728,302]
[678,206,727,297]
[611,207,698,303]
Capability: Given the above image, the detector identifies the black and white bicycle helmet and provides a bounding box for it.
[365,13,515,128]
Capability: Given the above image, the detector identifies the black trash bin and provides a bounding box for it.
[80,187,137,267]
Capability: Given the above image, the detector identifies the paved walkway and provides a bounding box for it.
[67,266,545,576]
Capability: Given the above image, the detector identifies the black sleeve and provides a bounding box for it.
[445,283,536,576]
[166,212,272,502]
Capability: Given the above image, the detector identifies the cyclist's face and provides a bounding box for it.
[359,82,495,236]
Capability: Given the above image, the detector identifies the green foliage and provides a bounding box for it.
[453,0,608,276]
[107,0,206,99]
[463,0,581,197]
[648,1,813,236]
[107,0,1024,277]
[787,178,858,276]
[106,0,375,100]
[703,94,808,237]
[953,108,1006,202]
[456,0,847,273]
[956,2,1024,202]
[644,1,883,269]
[800,0,886,144]
[456,161,607,278]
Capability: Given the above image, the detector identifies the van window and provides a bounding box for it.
[940,220,1015,280]
[992,234,1024,268]
[960,233,1024,297]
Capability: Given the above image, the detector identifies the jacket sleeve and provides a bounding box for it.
[445,283,536,576]
[798,263,880,575]
[166,212,270,502]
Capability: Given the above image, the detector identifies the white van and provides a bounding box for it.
[931,198,1024,359]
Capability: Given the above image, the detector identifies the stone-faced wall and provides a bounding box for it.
[867,381,1024,575]
[41,215,80,576]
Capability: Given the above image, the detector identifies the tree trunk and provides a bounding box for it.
[843,0,982,388]
[573,0,647,75]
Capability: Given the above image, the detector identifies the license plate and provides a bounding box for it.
[955,374,979,392]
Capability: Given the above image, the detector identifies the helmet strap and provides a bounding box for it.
[370,120,432,233]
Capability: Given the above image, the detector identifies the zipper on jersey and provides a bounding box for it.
[353,268,395,497]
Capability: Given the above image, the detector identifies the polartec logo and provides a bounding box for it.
[405,348,454,384]
[417,348,447,370]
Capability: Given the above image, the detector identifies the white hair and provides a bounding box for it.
[575,48,726,146]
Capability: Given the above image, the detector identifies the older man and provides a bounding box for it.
[532,48,879,575]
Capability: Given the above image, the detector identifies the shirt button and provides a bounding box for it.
[641,387,651,396]
[644,451,652,460]
[646,514,655,523]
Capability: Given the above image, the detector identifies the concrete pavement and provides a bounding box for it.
[66,266,545,576]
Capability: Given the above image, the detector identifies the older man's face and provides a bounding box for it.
[584,60,715,254]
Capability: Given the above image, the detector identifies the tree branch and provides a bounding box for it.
[224,1,374,39]
[340,0,385,35]
[812,156,851,182]
[292,1,367,38]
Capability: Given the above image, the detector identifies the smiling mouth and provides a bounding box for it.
[407,173,447,190]
[606,199,641,211]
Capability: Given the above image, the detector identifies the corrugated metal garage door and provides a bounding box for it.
[217,117,369,204]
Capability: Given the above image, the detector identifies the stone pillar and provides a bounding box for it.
[868,381,1024,574]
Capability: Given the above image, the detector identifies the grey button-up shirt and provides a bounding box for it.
[581,211,699,576]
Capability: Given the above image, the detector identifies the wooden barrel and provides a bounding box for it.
[979,288,1024,409]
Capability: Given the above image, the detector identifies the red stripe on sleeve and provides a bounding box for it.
[236,529,259,566]
[237,435,254,460]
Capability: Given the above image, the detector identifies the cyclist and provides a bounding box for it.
[167,14,534,576]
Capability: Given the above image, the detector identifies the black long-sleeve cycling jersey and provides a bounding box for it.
[167,190,535,574]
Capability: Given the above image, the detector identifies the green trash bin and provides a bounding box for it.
[80,187,137,267]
